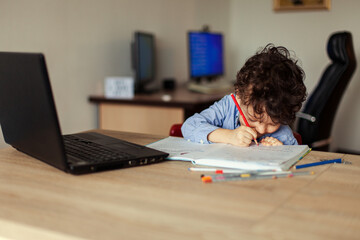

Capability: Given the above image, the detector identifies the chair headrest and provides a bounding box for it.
[327,32,352,64]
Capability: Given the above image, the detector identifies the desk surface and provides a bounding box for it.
[89,85,230,108]
[1,130,359,240]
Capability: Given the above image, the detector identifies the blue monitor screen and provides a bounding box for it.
[188,32,224,78]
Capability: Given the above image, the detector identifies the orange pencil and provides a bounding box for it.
[230,93,259,146]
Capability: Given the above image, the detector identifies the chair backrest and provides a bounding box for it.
[296,31,356,151]
[169,123,183,137]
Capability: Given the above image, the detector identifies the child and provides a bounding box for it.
[181,44,307,146]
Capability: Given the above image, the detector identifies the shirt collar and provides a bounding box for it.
[235,113,241,127]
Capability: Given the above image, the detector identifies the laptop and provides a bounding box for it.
[0,52,168,174]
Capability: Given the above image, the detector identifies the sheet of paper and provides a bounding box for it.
[148,137,211,160]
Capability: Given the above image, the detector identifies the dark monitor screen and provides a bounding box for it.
[132,32,155,92]
[188,31,224,79]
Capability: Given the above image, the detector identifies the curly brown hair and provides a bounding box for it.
[234,44,307,125]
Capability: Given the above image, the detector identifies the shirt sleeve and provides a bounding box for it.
[181,96,230,144]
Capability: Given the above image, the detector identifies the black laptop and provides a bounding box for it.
[0,52,168,174]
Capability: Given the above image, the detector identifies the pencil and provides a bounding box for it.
[230,93,258,145]
[201,171,315,183]
[223,171,292,177]
[295,158,342,169]
[188,167,272,174]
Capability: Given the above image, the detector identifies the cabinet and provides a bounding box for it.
[89,86,229,135]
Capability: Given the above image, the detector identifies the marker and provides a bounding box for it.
[230,93,259,145]
[295,158,342,169]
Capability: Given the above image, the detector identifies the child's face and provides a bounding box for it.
[237,97,281,137]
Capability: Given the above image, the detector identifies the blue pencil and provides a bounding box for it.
[295,158,342,169]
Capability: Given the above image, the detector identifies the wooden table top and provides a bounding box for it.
[0,130,359,239]
[89,85,230,108]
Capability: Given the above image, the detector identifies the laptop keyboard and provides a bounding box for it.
[63,135,134,163]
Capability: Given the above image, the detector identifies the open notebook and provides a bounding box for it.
[148,137,311,171]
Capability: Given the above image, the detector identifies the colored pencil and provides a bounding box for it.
[201,171,314,183]
[295,158,342,169]
[230,93,258,145]
[188,167,272,174]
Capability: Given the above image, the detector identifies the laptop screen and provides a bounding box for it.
[0,52,68,170]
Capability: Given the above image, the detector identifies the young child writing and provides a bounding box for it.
[181,44,307,147]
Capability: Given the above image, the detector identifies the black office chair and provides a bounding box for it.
[295,31,356,151]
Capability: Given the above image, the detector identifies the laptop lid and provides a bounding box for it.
[0,52,68,171]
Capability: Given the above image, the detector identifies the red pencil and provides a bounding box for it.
[230,93,259,146]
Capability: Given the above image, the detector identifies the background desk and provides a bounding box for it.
[1,130,360,239]
[89,86,229,135]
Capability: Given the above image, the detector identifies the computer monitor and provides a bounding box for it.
[188,31,224,82]
[131,31,156,93]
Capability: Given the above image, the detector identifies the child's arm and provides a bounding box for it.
[208,126,257,147]
[181,95,232,144]
[182,95,258,146]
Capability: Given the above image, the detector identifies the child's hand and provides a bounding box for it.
[208,127,257,147]
[260,137,283,146]
[228,126,258,147]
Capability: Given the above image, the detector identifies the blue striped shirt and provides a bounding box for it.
[181,94,298,145]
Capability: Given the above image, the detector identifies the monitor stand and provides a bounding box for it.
[187,78,233,94]
[135,82,161,94]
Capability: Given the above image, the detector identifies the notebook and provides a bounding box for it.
[148,137,310,171]
[0,52,168,174]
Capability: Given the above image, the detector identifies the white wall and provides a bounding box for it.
[0,0,231,148]
[228,0,360,152]
[0,0,359,153]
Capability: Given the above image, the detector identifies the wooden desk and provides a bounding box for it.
[89,86,228,135]
[1,130,360,239]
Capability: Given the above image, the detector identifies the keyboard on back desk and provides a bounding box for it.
[63,135,134,163]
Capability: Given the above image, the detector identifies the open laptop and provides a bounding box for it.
[0,52,168,174]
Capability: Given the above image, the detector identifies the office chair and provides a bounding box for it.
[169,123,303,145]
[295,31,356,151]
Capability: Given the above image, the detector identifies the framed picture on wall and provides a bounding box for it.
[273,0,331,11]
